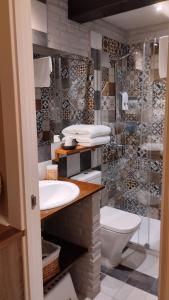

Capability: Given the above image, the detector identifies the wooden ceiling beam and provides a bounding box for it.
[68,0,168,23]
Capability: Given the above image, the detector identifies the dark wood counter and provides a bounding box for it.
[41,178,104,221]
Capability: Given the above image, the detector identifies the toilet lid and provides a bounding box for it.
[100,206,141,234]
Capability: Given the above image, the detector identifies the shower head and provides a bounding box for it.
[111,52,130,62]
[154,38,159,47]
[119,53,130,60]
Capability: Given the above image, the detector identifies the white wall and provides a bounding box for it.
[128,22,169,44]
[47,0,126,57]
[31,0,47,33]
[31,0,169,54]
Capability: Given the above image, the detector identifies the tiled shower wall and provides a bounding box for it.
[35,36,166,220]
[35,54,94,162]
[101,36,166,220]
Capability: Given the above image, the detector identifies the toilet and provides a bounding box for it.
[71,170,102,184]
[100,206,141,268]
[71,170,141,269]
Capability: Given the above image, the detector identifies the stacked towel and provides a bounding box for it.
[34,56,52,87]
[62,125,111,147]
[159,36,169,79]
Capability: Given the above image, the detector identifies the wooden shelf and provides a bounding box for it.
[55,145,101,161]
[42,233,88,290]
[0,224,24,250]
[41,178,104,221]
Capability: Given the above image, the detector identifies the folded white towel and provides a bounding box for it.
[75,136,110,147]
[63,134,107,143]
[159,36,169,78]
[34,56,52,87]
[62,125,111,138]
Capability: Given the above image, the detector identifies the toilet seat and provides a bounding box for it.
[100,206,141,234]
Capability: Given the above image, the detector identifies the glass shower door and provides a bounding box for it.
[134,39,164,252]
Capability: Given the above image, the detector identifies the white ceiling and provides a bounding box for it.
[103,1,169,31]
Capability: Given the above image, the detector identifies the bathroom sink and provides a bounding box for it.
[39,180,80,210]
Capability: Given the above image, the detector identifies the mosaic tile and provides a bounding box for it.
[35,37,165,221]
[41,99,48,110]
[102,51,111,68]
[41,87,50,100]
[86,97,94,110]
[61,64,69,79]
[152,121,164,136]
[36,99,41,111]
[102,67,109,89]
[109,67,115,83]
[36,111,43,132]
[100,37,165,219]
[150,160,163,174]
[101,96,116,110]
[101,110,116,123]
[102,82,116,96]
[126,70,143,97]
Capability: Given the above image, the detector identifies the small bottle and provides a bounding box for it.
[46,165,58,180]
[51,135,61,160]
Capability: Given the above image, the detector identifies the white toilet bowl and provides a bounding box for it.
[100,206,141,269]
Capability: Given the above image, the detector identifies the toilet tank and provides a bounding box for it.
[71,170,102,184]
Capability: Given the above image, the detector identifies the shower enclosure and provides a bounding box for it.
[101,37,166,253]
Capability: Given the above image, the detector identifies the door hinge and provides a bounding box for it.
[31,194,37,209]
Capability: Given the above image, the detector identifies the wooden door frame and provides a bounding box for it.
[0,1,43,299]
[0,1,169,300]
[159,48,169,300]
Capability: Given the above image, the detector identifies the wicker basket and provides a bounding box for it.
[42,239,61,283]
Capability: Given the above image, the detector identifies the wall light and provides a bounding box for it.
[156,5,163,12]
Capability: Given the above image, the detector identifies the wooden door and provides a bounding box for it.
[0,1,43,299]
[159,47,169,300]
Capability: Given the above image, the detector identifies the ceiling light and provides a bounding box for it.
[156,5,163,12]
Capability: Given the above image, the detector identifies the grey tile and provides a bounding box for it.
[150,279,158,296]
[102,51,111,68]
[38,144,51,162]
[127,270,156,294]
[94,110,101,125]
[80,151,91,172]
[62,78,70,89]
[58,157,67,177]
[95,91,101,110]
[67,153,80,177]
[91,48,101,70]
[35,88,41,99]
[101,110,116,123]
[102,265,133,283]
[32,29,47,47]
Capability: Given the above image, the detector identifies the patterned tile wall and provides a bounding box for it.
[101,37,166,220]
[61,55,94,126]
[35,54,94,161]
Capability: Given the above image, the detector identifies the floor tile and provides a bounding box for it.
[108,264,133,282]
[127,270,156,294]
[121,248,146,270]
[115,283,158,300]
[101,276,124,297]
[94,292,112,300]
[150,279,159,296]
[136,254,159,279]
[101,272,106,281]
[131,216,160,252]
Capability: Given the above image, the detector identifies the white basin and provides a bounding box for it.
[39,180,80,210]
